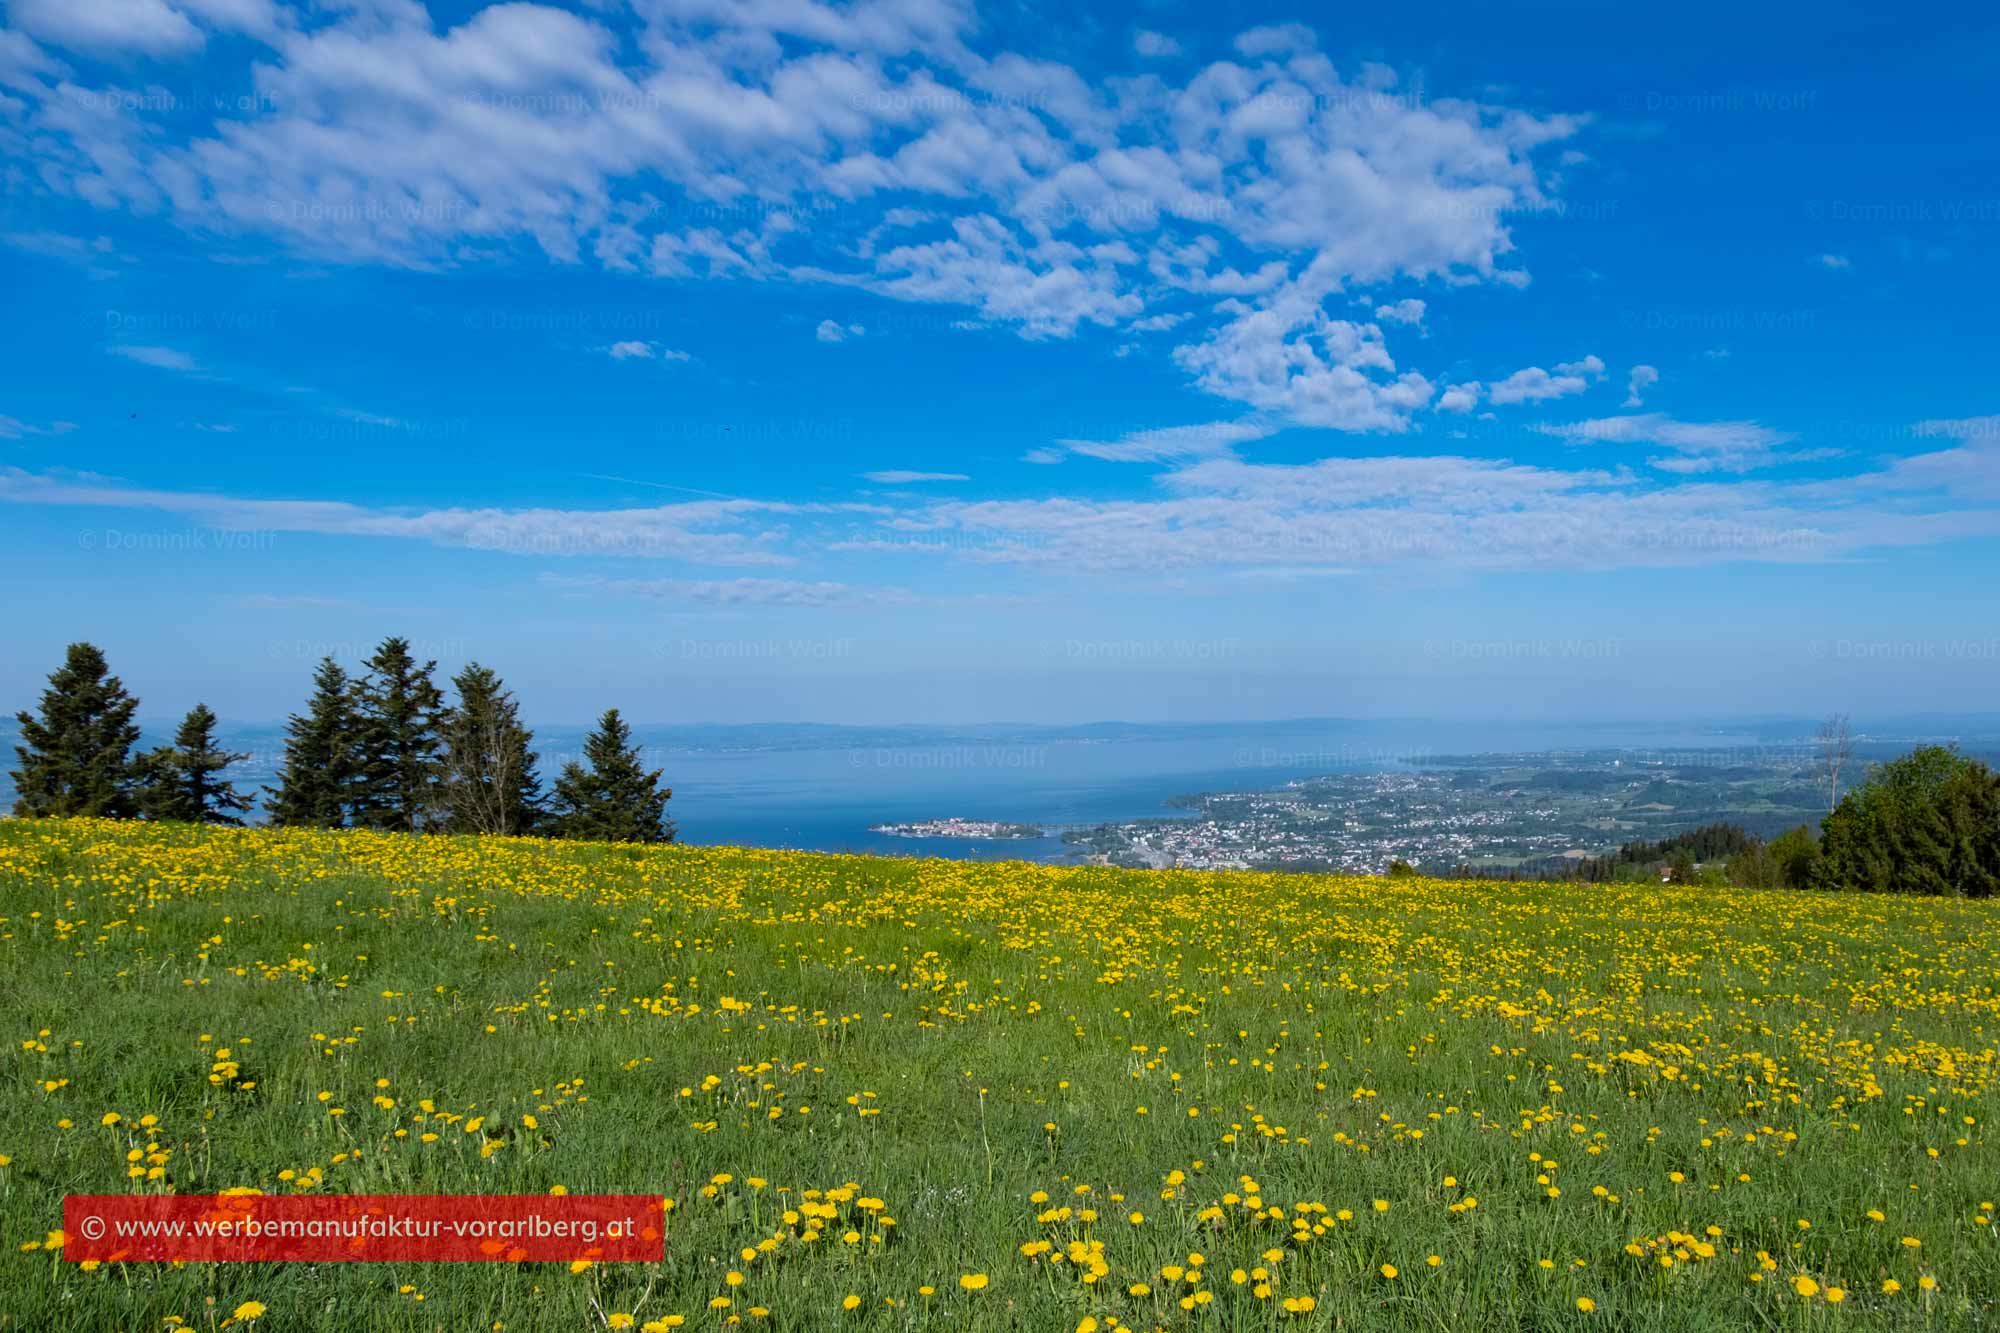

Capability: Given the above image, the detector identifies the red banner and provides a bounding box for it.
[63,1194,666,1264]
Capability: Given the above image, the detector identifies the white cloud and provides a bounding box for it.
[8,0,203,57]
[1813,253,1852,270]
[331,408,404,429]
[842,429,2000,578]
[10,417,2000,587]
[1884,416,2000,500]
[862,470,969,483]
[1537,413,1802,472]
[1132,30,1181,58]
[816,319,866,343]
[0,413,77,439]
[849,218,1140,338]
[1487,355,1603,405]
[544,574,913,608]
[1373,299,1426,326]
[1174,297,1433,431]
[110,344,200,372]
[853,454,1839,575]
[1051,420,1272,463]
[8,7,1581,429]
[1623,364,1660,407]
[1435,383,1480,413]
[1129,311,1188,332]
[607,340,690,361]
[0,466,800,564]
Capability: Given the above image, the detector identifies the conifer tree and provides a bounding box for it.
[438,662,543,835]
[266,657,360,828]
[351,637,445,832]
[10,642,142,818]
[137,704,251,824]
[548,708,674,843]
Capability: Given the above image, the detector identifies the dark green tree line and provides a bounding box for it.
[260,640,670,843]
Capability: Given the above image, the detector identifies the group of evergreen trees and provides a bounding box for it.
[9,640,674,843]
[10,644,249,825]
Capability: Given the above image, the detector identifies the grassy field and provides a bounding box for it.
[1,818,1994,1331]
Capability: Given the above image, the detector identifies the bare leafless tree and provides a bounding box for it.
[1815,713,1854,813]
[440,713,521,835]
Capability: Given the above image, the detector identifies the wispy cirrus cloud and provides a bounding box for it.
[607,340,690,362]
[1046,420,1273,464]
[0,414,78,439]
[862,470,969,484]
[1536,412,1813,473]
[0,467,799,564]
[110,344,201,372]
[543,573,915,608]
[853,441,2000,578]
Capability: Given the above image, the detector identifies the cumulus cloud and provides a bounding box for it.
[1487,355,1604,405]
[1813,253,1852,270]
[1623,364,1660,407]
[816,320,866,343]
[1174,298,1433,431]
[1435,383,1480,413]
[1373,299,1426,326]
[1132,30,1181,58]
[862,470,969,483]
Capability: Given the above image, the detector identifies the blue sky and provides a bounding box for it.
[2,0,1997,725]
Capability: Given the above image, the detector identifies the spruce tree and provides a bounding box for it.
[438,662,543,835]
[138,704,251,825]
[548,708,674,843]
[10,642,142,818]
[351,637,445,833]
[266,657,360,828]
